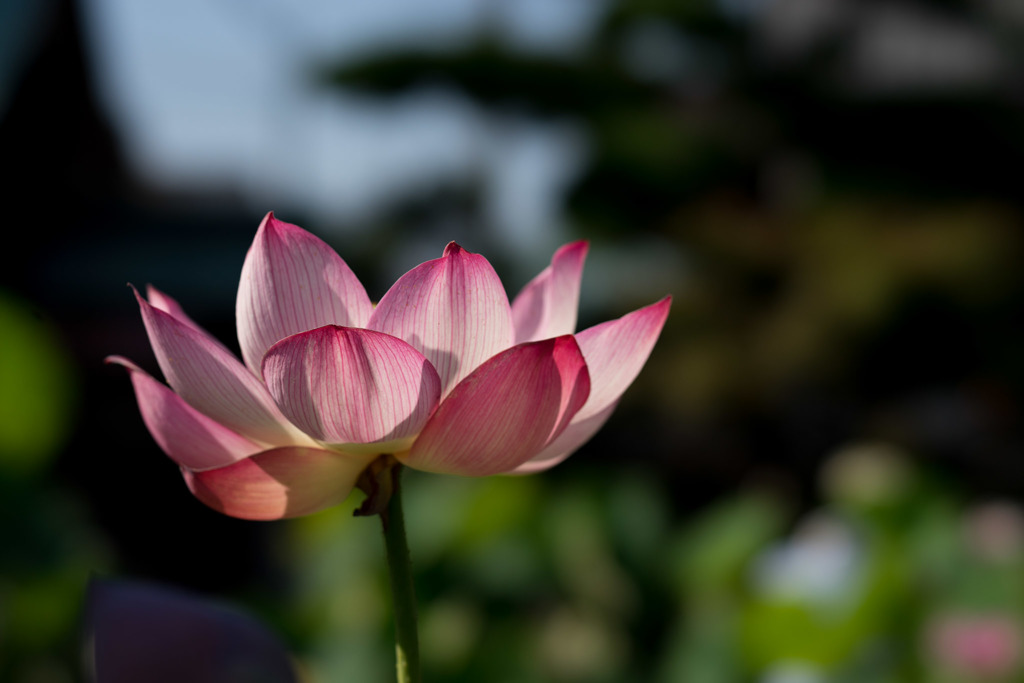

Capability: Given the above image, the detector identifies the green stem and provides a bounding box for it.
[381,464,421,683]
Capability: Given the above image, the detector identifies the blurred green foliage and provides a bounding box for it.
[279,444,1024,683]
[0,289,76,475]
[0,290,111,682]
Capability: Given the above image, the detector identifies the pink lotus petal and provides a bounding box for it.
[134,287,307,446]
[262,326,441,452]
[511,241,588,343]
[572,297,670,415]
[183,446,373,520]
[510,403,618,474]
[146,285,199,329]
[236,212,373,375]
[107,356,262,471]
[144,285,237,356]
[512,296,671,473]
[368,242,514,396]
[405,335,590,476]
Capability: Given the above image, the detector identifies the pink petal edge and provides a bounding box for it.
[511,296,671,474]
[107,355,263,471]
[236,212,373,375]
[404,335,590,476]
[183,446,374,520]
[143,284,236,356]
[510,402,618,474]
[145,285,199,328]
[134,286,309,447]
[511,240,588,344]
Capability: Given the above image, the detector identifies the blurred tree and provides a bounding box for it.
[322,0,1024,503]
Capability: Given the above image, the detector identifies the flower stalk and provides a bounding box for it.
[380,464,421,683]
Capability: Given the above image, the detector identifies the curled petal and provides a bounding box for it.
[107,356,262,471]
[135,287,307,446]
[511,241,588,343]
[512,296,670,473]
[183,446,372,520]
[405,335,590,476]
[236,212,373,375]
[368,242,514,396]
[262,326,441,453]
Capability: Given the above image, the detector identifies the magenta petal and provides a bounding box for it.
[107,356,262,471]
[135,287,305,446]
[262,326,441,452]
[511,241,588,343]
[405,335,590,476]
[236,212,373,375]
[368,242,514,396]
[512,296,671,473]
[183,446,371,520]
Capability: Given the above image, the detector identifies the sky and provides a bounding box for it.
[78,0,605,255]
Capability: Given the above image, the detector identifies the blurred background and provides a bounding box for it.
[3,0,1024,681]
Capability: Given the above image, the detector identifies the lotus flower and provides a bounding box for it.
[108,213,669,520]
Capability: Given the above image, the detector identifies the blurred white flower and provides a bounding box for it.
[751,512,864,605]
